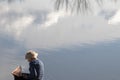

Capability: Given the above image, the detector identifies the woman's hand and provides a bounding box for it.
[22,73,28,79]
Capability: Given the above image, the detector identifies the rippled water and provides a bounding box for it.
[1,0,120,80]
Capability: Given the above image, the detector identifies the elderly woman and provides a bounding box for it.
[13,50,44,80]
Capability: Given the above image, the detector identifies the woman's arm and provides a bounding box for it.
[35,64,40,78]
[28,63,36,79]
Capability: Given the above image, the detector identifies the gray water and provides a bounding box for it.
[1,0,120,80]
[1,40,120,80]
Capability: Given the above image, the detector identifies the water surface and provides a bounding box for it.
[0,0,120,80]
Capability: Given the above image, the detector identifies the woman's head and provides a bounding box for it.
[25,50,38,62]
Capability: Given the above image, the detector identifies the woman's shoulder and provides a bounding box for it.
[29,60,43,67]
[30,59,43,65]
[29,59,38,65]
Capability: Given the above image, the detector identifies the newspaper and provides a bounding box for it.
[11,66,22,77]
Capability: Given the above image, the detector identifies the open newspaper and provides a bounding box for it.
[11,66,22,77]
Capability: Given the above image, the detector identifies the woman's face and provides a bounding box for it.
[26,58,32,62]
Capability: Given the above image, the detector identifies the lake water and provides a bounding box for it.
[0,0,120,80]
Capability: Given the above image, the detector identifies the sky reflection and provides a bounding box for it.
[1,0,120,80]
[1,41,120,80]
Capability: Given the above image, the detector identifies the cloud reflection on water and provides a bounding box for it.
[1,0,120,80]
